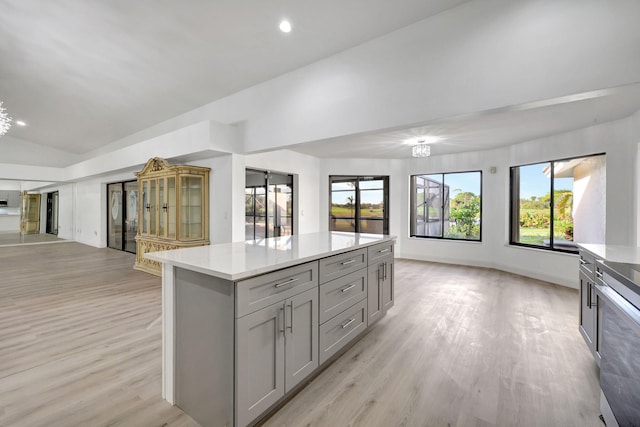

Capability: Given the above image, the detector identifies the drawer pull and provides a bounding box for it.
[579,258,588,265]
[595,270,603,279]
[341,318,356,329]
[341,284,356,293]
[341,259,356,266]
[378,248,390,254]
[275,277,298,288]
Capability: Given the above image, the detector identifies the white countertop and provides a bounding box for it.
[578,243,640,264]
[146,231,395,281]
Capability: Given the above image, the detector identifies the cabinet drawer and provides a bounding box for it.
[236,262,318,318]
[319,249,367,284]
[319,299,367,365]
[367,241,394,265]
[579,250,596,280]
[319,269,367,324]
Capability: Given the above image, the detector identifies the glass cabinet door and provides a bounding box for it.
[142,180,149,234]
[167,177,176,239]
[158,178,165,237]
[150,179,157,236]
[180,175,203,240]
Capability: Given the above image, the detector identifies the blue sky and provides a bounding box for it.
[519,163,572,200]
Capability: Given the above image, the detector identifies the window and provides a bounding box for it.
[410,171,482,241]
[509,153,605,253]
[245,169,293,240]
[330,176,389,235]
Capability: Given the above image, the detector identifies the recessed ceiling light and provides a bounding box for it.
[279,20,292,33]
[15,120,26,126]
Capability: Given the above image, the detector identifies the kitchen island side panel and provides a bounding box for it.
[175,267,235,427]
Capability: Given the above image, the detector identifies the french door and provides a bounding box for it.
[46,191,59,235]
[245,169,294,240]
[107,180,138,253]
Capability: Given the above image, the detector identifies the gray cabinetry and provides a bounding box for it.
[235,267,318,427]
[367,243,394,326]
[578,248,601,365]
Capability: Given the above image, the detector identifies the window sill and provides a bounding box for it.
[506,243,578,257]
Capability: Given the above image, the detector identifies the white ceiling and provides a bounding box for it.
[288,84,640,158]
[0,0,469,154]
[2,1,639,161]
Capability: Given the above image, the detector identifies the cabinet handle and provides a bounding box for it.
[590,284,597,308]
[595,270,603,279]
[287,302,294,333]
[383,262,388,280]
[378,248,390,254]
[341,259,356,266]
[279,306,285,334]
[587,282,592,308]
[275,277,298,288]
[145,203,151,212]
[341,318,356,329]
[579,258,588,265]
[162,203,167,211]
[341,284,356,293]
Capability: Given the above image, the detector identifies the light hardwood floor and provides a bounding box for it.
[0,243,601,427]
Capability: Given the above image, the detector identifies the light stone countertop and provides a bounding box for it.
[577,243,640,264]
[146,231,396,281]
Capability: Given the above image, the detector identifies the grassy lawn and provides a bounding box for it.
[331,206,383,218]
[519,227,572,245]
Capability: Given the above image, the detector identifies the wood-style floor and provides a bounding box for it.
[0,243,601,427]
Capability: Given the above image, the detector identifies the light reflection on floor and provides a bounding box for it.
[0,232,67,247]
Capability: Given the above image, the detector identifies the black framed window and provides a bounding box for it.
[509,153,606,253]
[410,171,482,241]
[330,176,389,235]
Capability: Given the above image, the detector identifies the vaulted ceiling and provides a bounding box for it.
[1,1,639,162]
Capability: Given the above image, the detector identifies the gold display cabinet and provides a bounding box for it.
[134,157,210,276]
[20,192,41,234]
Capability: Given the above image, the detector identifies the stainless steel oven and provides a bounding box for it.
[595,261,640,427]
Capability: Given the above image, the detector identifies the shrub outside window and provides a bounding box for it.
[410,171,482,241]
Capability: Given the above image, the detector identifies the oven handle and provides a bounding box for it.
[594,283,640,330]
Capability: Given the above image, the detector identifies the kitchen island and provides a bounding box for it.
[146,231,395,427]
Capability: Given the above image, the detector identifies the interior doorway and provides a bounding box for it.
[46,191,59,235]
[107,180,138,253]
[245,169,294,240]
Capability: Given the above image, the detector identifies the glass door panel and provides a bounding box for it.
[167,177,176,239]
[158,178,165,237]
[359,179,384,234]
[150,179,157,236]
[142,180,149,234]
[107,183,122,250]
[124,181,138,253]
[330,180,357,232]
[181,176,203,239]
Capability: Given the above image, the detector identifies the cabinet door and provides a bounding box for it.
[382,258,394,312]
[141,180,149,235]
[367,263,383,326]
[149,179,157,236]
[167,176,177,239]
[180,175,203,240]
[236,302,285,427]
[579,270,595,351]
[285,288,318,392]
[158,178,166,237]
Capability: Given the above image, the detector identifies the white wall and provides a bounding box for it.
[400,113,640,288]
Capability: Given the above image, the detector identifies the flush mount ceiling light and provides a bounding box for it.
[412,141,431,157]
[0,101,12,136]
[15,120,26,127]
[279,20,292,33]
